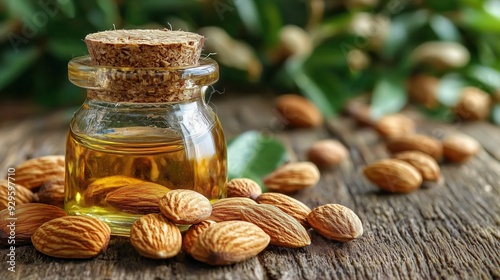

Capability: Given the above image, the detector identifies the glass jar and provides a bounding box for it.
[65,56,227,236]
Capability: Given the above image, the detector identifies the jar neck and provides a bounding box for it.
[86,86,208,103]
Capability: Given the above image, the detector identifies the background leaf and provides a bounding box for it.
[437,74,466,106]
[371,73,408,119]
[227,131,288,191]
[59,0,76,18]
[460,8,500,32]
[492,104,500,124]
[430,15,461,42]
[234,0,282,46]
[0,47,39,90]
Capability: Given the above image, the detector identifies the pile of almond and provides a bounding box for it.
[0,156,363,265]
[365,114,481,193]
[273,94,482,194]
[1,155,65,211]
[131,179,363,265]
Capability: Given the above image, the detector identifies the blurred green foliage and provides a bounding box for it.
[1,0,500,123]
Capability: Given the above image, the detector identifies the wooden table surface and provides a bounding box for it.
[1,93,499,280]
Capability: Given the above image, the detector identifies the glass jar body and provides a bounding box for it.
[64,90,227,235]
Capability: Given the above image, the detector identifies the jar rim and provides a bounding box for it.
[68,56,219,91]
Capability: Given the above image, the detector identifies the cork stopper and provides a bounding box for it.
[83,29,208,102]
[85,29,204,67]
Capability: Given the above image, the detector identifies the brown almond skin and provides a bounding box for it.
[0,180,34,210]
[363,159,422,193]
[227,178,262,199]
[240,204,311,248]
[453,87,491,121]
[32,216,110,259]
[191,221,270,265]
[105,182,170,214]
[374,114,416,138]
[443,134,480,163]
[386,134,443,161]
[208,197,257,222]
[263,162,320,193]
[37,178,65,208]
[343,99,375,127]
[12,155,65,190]
[308,204,363,242]
[394,151,441,181]
[255,192,311,228]
[159,189,212,225]
[307,140,348,168]
[275,94,322,128]
[0,203,67,245]
[182,220,216,255]
[407,74,439,109]
[130,213,182,259]
[84,175,147,205]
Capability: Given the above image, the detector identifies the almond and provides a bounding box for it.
[182,220,216,255]
[37,178,65,207]
[407,74,439,109]
[240,204,311,248]
[12,155,65,190]
[32,216,110,258]
[263,162,320,193]
[191,221,270,265]
[0,180,34,210]
[411,41,470,69]
[255,192,311,228]
[84,175,147,205]
[453,87,491,121]
[159,189,212,225]
[130,213,182,259]
[0,203,66,245]
[227,178,262,199]
[374,114,415,138]
[307,140,348,168]
[386,134,443,161]
[344,99,375,126]
[275,94,322,128]
[363,159,422,193]
[308,204,363,242]
[443,134,480,163]
[105,182,169,214]
[208,197,257,222]
[394,151,441,181]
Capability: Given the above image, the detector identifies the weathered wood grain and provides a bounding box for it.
[0,94,499,280]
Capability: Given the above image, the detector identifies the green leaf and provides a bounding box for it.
[437,73,466,106]
[234,0,282,46]
[227,131,288,191]
[4,0,36,19]
[492,104,500,124]
[58,0,76,18]
[426,0,461,12]
[430,15,461,42]
[314,13,352,41]
[460,8,500,32]
[140,0,200,11]
[382,19,408,58]
[382,11,429,58]
[286,57,337,117]
[0,47,39,90]
[97,0,120,29]
[47,37,88,60]
[465,65,500,91]
[371,73,408,119]
[418,104,456,122]
[477,37,498,66]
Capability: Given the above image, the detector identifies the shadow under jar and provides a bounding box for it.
[65,56,227,236]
